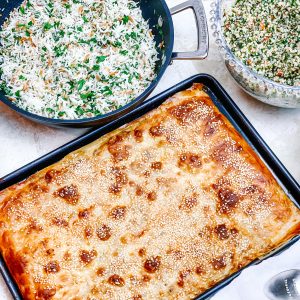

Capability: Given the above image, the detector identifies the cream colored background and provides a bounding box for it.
[0,1,299,299]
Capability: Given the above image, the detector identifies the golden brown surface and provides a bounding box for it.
[0,83,300,300]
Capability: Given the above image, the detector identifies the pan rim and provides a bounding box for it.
[0,0,175,126]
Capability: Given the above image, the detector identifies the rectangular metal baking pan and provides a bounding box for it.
[0,74,299,300]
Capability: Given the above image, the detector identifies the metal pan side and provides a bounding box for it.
[0,74,299,300]
[0,0,174,127]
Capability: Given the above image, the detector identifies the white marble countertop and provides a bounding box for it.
[0,1,299,299]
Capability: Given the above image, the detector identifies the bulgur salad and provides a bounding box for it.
[0,0,159,119]
[223,0,300,87]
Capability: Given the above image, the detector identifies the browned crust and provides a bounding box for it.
[0,231,34,300]
[0,83,299,300]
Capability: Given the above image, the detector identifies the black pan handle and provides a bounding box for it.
[170,0,209,60]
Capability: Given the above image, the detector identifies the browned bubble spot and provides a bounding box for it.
[244,205,254,214]
[37,287,56,299]
[109,184,122,194]
[142,275,151,282]
[40,239,49,249]
[245,184,260,194]
[109,206,127,220]
[211,255,226,270]
[108,274,125,287]
[151,161,162,170]
[133,295,143,300]
[147,191,157,202]
[110,144,130,161]
[244,185,266,203]
[54,184,79,205]
[178,153,202,169]
[134,129,143,142]
[107,135,130,162]
[120,236,127,244]
[96,267,105,276]
[177,276,184,288]
[203,115,221,136]
[143,170,151,178]
[212,141,242,163]
[212,141,231,163]
[168,99,202,124]
[149,124,164,137]
[91,286,99,295]
[46,249,54,256]
[179,193,198,211]
[204,122,216,136]
[63,251,71,261]
[177,270,191,288]
[178,154,192,166]
[109,167,128,194]
[44,261,60,274]
[218,188,239,214]
[112,167,128,185]
[79,249,97,264]
[45,169,61,184]
[134,230,145,239]
[144,256,161,273]
[136,186,144,196]
[29,183,49,194]
[108,134,123,145]
[230,228,239,236]
[138,248,146,257]
[78,207,92,219]
[198,225,213,239]
[214,224,229,240]
[98,169,106,176]
[27,220,43,234]
[236,145,243,152]
[129,180,135,187]
[96,224,112,241]
[195,265,205,275]
[52,217,68,227]
[211,183,220,191]
[84,226,93,239]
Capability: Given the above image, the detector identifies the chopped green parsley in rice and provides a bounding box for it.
[0,0,159,119]
[223,0,300,87]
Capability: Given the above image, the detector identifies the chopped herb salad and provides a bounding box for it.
[223,0,300,87]
[0,0,159,119]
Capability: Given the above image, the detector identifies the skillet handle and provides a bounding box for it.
[170,0,209,60]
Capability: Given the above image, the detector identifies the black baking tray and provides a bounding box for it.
[0,74,299,300]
